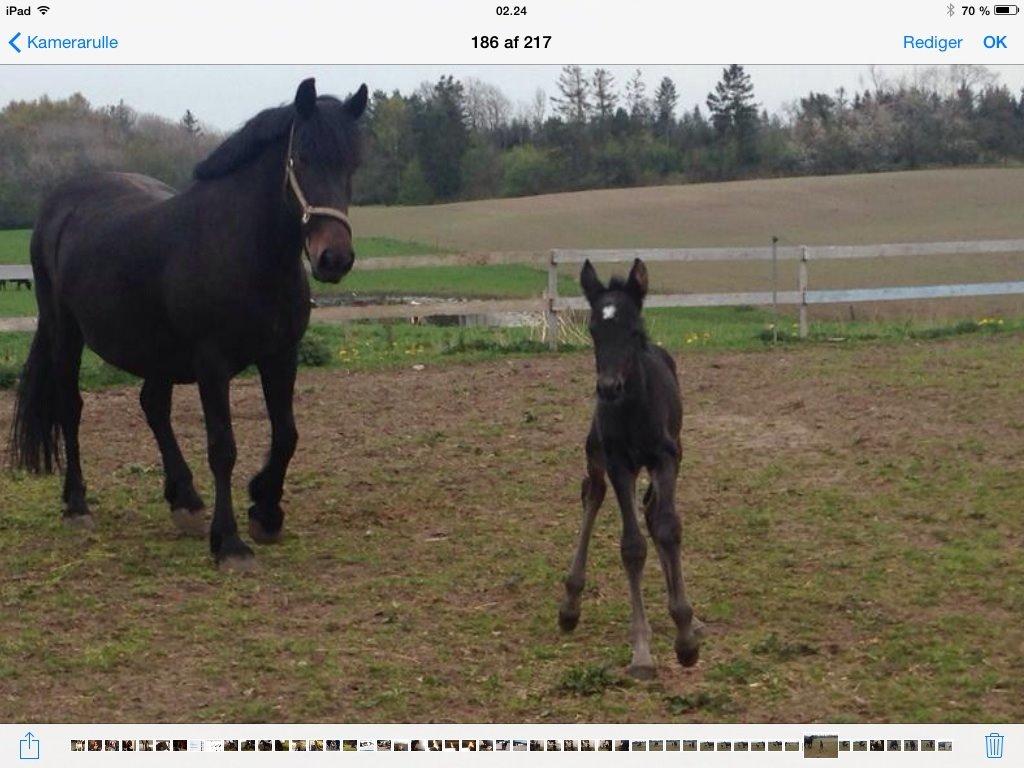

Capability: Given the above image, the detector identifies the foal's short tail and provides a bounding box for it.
[9,242,61,474]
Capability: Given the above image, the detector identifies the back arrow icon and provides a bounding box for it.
[9,32,21,53]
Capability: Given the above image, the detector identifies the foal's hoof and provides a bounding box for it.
[675,619,706,668]
[627,664,657,680]
[248,517,283,545]
[558,609,580,633]
[675,640,701,668]
[171,508,209,538]
[62,512,95,531]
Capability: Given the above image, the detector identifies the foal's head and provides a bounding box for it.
[287,78,368,282]
[580,258,649,403]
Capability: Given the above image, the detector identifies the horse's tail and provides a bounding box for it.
[9,229,61,474]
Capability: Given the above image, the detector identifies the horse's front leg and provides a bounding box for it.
[248,348,299,544]
[558,425,606,632]
[607,457,654,679]
[196,354,253,570]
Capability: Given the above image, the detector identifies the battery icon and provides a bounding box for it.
[995,4,1019,13]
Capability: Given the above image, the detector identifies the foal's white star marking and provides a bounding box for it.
[601,304,617,320]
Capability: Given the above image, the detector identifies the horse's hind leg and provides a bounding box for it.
[559,427,606,632]
[644,458,702,668]
[140,379,207,537]
[608,458,655,679]
[54,318,90,528]
[247,349,298,544]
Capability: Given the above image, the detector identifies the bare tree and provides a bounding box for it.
[463,78,512,133]
[625,68,650,123]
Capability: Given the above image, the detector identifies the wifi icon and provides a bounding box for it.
[37,4,50,13]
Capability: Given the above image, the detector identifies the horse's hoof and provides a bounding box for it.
[218,553,257,573]
[62,513,95,531]
[171,508,209,538]
[558,609,580,633]
[627,664,656,680]
[248,517,283,545]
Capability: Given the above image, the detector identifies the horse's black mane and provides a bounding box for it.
[194,96,360,181]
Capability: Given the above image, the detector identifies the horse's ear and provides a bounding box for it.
[295,78,318,119]
[625,258,648,306]
[345,84,369,120]
[580,260,604,305]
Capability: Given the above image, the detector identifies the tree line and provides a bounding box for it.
[2,65,1023,227]
[0,95,217,228]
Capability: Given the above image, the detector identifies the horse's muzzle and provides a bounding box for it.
[311,249,354,283]
[596,376,626,403]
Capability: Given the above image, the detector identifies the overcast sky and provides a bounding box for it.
[7,65,1024,130]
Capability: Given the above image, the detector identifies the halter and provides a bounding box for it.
[284,122,352,235]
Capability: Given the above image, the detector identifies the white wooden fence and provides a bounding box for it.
[545,239,1024,347]
[3,238,1024,346]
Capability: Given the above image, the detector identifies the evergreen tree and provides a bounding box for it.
[706,64,759,137]
[591,68,619,123]
[412,75,469,200]
[706,64,760,166]
[551,65,590,124]
[180,109,201,137]
[653,76,678,139]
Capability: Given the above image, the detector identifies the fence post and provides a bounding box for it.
[798,245,809,339]
[545,249,559,351]
[771,235,779,344]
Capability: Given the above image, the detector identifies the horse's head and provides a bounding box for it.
[288,78,368,283]
[580,258,649,403]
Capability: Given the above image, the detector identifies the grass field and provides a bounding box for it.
[0,331,1021,723]
[353,168,1024,251]
[7,168,1024,316]
[351,167,1024,321]
[1,306,1017,392]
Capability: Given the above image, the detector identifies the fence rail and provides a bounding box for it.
[2,238,1024,343]
[542,240,1024,347]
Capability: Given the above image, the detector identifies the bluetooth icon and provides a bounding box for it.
[947,2,956,15]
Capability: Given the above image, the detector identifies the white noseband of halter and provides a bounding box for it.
[284,123,352,233]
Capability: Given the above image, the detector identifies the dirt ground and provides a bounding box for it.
[1,334,1022,723]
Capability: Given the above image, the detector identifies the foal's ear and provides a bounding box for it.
[625,258,649,306]
[295,78,318,119]
[345,84,369,120]
[580,259,604,305]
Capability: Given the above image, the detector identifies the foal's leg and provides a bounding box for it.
[54,319,90,528]
[558,427,606,631]
[195,357,253,569]
[139,379,207,537]
[247,349,299,544]
[644,456,702,667]
[608,458,654,678]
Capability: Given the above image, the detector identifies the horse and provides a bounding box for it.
[557,258,703,677]
[9,78,368,569]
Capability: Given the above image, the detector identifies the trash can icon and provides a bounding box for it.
[986,733,1004,759]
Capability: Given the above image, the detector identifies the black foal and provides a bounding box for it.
[558,258,703,678]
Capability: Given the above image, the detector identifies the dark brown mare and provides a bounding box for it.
[9,78,367,568]
[558,259,703,677]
